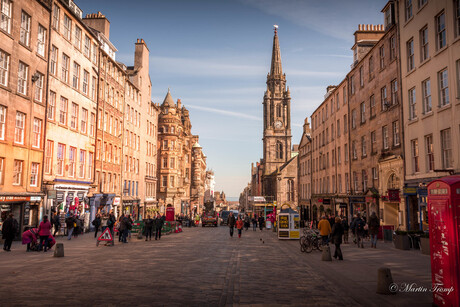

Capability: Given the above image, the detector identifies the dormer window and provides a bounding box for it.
[384,2,395,29]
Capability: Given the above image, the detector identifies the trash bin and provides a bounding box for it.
[383,229,393,242]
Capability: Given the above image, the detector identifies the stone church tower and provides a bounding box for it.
[263,27,292,175]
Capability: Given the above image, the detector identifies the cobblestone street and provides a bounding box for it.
[0,226,432,306]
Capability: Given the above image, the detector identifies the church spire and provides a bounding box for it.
[270,25,282,77]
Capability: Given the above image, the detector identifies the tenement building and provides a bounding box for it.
[0,0,50,233]
[297,118,312,222]
[83,12,125,217]
[43,0,99,229]
[398,0,460,230]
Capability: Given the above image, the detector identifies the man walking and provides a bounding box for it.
[351,213,365,248]
[155,214,164,240]
[144,215,154,241]
[227,211,236,237]
[92,214,101,238]
[258,215,264,231]
[318,215,331,245]
[52,212,61,236]
[65,214,76,240]
[368,212,380,248]
[2,213,18,251]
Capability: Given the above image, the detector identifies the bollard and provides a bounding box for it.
[376,267,396,295]
[321,245,332,261]
[54,243,64,257]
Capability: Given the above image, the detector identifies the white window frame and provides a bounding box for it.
[20,11,31,46]
[0,104,5,140]
[32,118,41,148]
[438,68,449,106]
[17,61,28,95]
[30,162,39,187]
[34,72,44,102]
[0,49,8,86]
[37,25,46,57]
[408,87,416,120]
[14,111,25,144]
[0,0,12,34]
[422,78,432,113]
[13,160,23,186]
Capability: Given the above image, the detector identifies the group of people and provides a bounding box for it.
[226,212,265,238]
[317,211,381,261]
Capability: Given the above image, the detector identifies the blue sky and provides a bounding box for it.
[76,0,387,199]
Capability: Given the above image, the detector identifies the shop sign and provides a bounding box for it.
[388,189,400,202]
[323,199,331,205]
[350,197,365,203]
[113,197,120,206]
[47,190,57,199]
[318,198,323,203]
[279,215,289,229]
[23,204,30,225]
[77,192,85,200]
[0,196,30,202]
[335,198,344,203]
[403,187,417,195]
[417,188,428,196]
[56,191,65,202]
[30,196,41,202]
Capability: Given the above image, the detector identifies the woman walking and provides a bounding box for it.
[38,215,52,252]
[331,217,344,260]
[236,216,244,238]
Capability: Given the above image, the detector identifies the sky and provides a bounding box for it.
[76,0,387,199]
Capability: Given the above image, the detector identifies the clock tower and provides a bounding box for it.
[262,26,292,175]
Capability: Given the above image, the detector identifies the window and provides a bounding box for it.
[37,25,46,57]
[20,11,31,46]
[50,46,58,76]
[420,26,429,62]
[13,160,23,185]
[84,35,90,58]
[34,72,44,102]
[407,38,414,71]
[438,69,449,106]
[90,112,95,137]
[359,66,364,87]
[83,70,89,95]
[371,131,376,153]
[276,141,283,159]
[344,114,348,133]
[47,91,56,120]
[353,172,359,192]
[170,176,175,187]
[88,152,93,180]
[382,126,389,149]
[74,26,81,49]
[79,150,85,178]
[372,167,378,181]
[32,118,41,148]
[30,162,39,187]
[81,108,87,134]
[345,143,349,162]
[368,56,374,79]
[362,170,368,191]
[408,87,416,120]
[393,121,400,146]
[72,62,80,89]
[390,35,396,61]
[59,96,68,125]
[337,119,341,137]
[170,157,175,168]
[352,141,357,159]
[52,3,59,30]
[418,79,432,115]
[61,54,69,83]
[45,140,53,174]
[287,180,294,201]
[370,95,376,117]
[360,102,366,123]
[92,43,97,65]
[458,60,460,99]
[351,109,356,129]
[379,46,385,69]
[63,14,71,40]
[405,0,413,21]
[0,49,8,87]
[361,136,367,157]
[441,128,452,168]
[163,140,168,150]
[91,76,96,100]
[418,0,427,8]
[17,62,28,95]
[14,112,25,144]
[1,0,12,34]
[337,147,341,164]
[425,134,434,171]
[391,79,398,105]
[69,147,76,177]
[411,139,420,173]
[350,75,355,95]
[162,176,167,187]
[381,86,388,111]
[0,105,5,141]
[436,12,446,50]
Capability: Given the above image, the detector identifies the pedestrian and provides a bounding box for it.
[368,212,380,248]
[227,211,236,237]
[350,215,357,244]
[144,215,154,241]
[74,216,83,238]
[127,214,133,239]
[341,217,349,244]
[92,214,101,238]
[22,227,38,252]
[52,212,61,236]
[252,215,257,231]
[328,215,335,230]
[100,213,108,232]
[318,215,332,245]
[118,214,126,242]
[107,211,116,238]
[2,214,18,252]
[38,215,52,252]
[331,217,344,260]
[244,215,250,231]
[258,215,264,231]
[236,216,244,238]
[351,213,365,248]
[65,214,76,240]
[155,214,164,240]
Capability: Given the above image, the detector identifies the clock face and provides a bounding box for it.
[274,120,283,129]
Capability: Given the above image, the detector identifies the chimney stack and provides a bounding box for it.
[82,11,111,39]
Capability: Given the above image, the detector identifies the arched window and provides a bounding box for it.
[276,104,282,117]
[170,126,175,133]
[387,173,400,189]
[276,141,283,159]
[287,179,294,201]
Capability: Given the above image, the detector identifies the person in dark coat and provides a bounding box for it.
[351,213,365,248]
[227,212,236,237]
[65,214,76,240]
[52,212,61,236]
[252,215,257,231]
[2,213,18,251]
[341,217,349,244]
[92,214,101,238]
[155,214,164,240]
[258,215,265,231]
[331,217,344,260]
[107,212,116,237]
[118,214,126,243]
[368,212,380,248]
[144,215,154,241]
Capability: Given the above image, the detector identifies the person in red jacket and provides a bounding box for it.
[38,215,52,252]
[236,216,244,238]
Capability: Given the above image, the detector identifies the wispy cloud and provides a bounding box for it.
[187,104,262,121]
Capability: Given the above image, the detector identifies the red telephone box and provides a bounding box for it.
[427,175,460,307]
[166,207,175,222]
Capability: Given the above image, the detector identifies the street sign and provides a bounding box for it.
[97,228,113,241]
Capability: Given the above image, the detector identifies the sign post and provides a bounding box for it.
[96,227,114,246]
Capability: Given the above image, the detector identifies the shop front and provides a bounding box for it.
[380,189,403,230]
[334,198,349,220]
[349,196,366,221]
[0,195,42,238]
[122,198,141,219]
[403,184,429,231]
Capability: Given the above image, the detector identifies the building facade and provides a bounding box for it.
[298,118,312,222]
[0,0,51,233]
[398,0,460,230]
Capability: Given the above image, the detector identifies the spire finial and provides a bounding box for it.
[273,24,278,34]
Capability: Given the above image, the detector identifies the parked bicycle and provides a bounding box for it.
[300,229,324,253]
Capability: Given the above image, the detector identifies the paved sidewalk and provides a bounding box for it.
[0,227,432,306]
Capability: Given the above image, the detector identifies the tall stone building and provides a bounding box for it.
[43,0,99,225]
[83,12,125,217]
[398,0,460,230]
[0,0,51,233]
[297,118,312,222]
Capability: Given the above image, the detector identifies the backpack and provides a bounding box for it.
[357,219,365,232]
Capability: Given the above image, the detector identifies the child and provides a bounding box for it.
[236,216,244,238]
